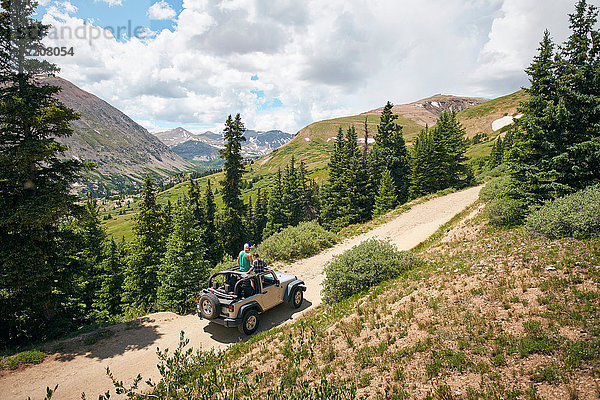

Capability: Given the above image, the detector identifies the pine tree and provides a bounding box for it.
[372,102,411,204]
[508,1,600,204]
[320,128,348,230]
[188,177,202,221]
[202,179,221,266]
[362,116,370,165]
[264,169,287,237]
[358,120,374,220]
[282,156,304,227]
[251,188,268,243]
[163,200,173,236]
[298,162,320,221]
[245,195,254,233]
[436,111,471,188]
[93,238,125,321]
[157,198,209,314]
[553,0,600,191]
[218,114,247,257]
[72,195,106,312]
[0,0,89,345]
[122,175,167,313]
[340,125,363,226]
[409,128,438,198]
[487,137,504,169]
[374,169,398,217]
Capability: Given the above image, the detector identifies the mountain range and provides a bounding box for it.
[45,77,192,194]
[152,127,294,161]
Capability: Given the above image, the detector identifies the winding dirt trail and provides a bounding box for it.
[0,185,481,400]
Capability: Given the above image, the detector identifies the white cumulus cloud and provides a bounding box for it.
[148,1,177,20]
[94,0,122,6]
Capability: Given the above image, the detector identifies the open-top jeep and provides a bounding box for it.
[197,267,306,335]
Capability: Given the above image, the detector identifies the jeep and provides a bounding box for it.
[197,268,306,335]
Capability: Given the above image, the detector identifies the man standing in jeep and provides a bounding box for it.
[238,243,252,272]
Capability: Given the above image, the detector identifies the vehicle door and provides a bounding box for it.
[260,271,282,310]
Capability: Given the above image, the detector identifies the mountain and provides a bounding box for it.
[252,92,523,175]
[44,77,192,194]
[362,94,489,127]
[152,128,293,161]
[242,130,294,157]
[171,140,220,161]
[153,127,196,147]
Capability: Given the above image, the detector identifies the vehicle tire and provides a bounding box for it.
[199,293,220,319]
[289,286,304,309]
[238,309,259,335]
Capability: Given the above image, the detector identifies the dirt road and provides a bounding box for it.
[0,185,481,399]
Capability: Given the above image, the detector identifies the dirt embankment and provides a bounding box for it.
[0,186,481,400]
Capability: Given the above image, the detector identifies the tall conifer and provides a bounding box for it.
[122,175,167,312]
[264,169,287,237]
[374,169,398,217]
[157,198,209,314]
[218,114,246,256]
[0,0,90,344]
[372,102,411,204]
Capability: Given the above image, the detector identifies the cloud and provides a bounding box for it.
[94,0,122,6]
[148,0,176,20]
[41,0,581,134]
[470,0,574,95]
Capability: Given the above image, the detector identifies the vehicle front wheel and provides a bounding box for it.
[289,287,304,309]
[238,309,259,335]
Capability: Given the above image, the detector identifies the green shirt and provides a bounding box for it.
[239,251,251,272]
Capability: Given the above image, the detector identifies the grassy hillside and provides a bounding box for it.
[458,90,528,138]
[142,202,599,399]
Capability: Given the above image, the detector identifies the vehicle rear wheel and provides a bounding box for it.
[289,287,303,309]
[238,309,259,335]
[199,293,220,319]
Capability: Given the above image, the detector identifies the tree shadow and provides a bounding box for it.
[52,317,163,362]
[203,299,313,344]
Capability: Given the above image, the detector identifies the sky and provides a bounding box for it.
[33,0,585,134]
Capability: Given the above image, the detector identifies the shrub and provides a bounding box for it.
[531,364,563,384]
[479,175,513,202]
[16,349,46,365]
[484,197,526,227]
[525,184,600,239]
[322,239,420,304]
[258,221,336,263]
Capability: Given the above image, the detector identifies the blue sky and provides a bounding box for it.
[36,0,580,134]
[37,0,183,40]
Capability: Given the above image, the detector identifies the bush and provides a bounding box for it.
[525,185,600,239]
[322,239,420,304]
[16,349,46,365]
[258,221,336,263]
[484,197,526,227]
[479,175,513,202]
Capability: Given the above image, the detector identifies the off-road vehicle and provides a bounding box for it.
[197,268,306,335]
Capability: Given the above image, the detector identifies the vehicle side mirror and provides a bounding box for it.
[276,280,280,287]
